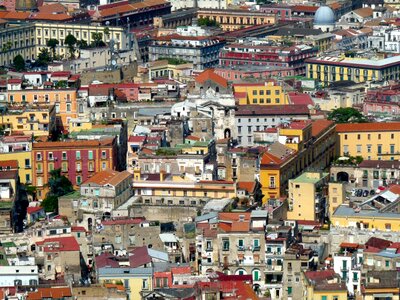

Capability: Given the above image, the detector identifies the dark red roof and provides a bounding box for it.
[365,237,392,250]
[95,252,119,268]
[27,207,43,214]
[36,236,80,252]
[288,92,314,106]
[27,287,72,300]
[129,246,152,268]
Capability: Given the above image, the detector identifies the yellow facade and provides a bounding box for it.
[99,276,152,300]
[68,119,93,133]
[287,172,328,221]
[336,123,400,160]
[148,60,194,83]
[279,123,312,152]
[331,212,400,232]
[0,106,55,137]
[197,10,276,31]
[260,168,281,203]
[328,182,345,217]
[306,55,400,86]
[363,288,399,300]
[8,89,77,130]
[306,288,348,300]
[234,81,288,105]
[0,151,32,184]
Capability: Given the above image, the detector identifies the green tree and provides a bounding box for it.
[41,169,73,212]
[13,54,25,71]
[46,38,59,59]
[197,17,219,27]
[327,107,367,123]
[103,26,110,37]
[91,32,105,47]
[65,34,77,59]
[76,39,88,50]
[37,48,51,66]
[2,41,12,53]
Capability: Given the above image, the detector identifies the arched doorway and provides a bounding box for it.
[337,171,349,182]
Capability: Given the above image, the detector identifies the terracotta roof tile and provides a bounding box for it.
[36,236,80,252]
[353,7,373,18]
[195,69,228,88]
[30,13,72,21]
[311,119,334,137]
[38,3,67,13]
[27,287,72,300]
[237,181,256,193]
[0,160,18,169]
[33,138,115,149]
[292,5,319,12]
[82,170,131,186]
[336,122,400,132]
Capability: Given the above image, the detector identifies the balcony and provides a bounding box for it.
[266,265,283,272]
[252,246,261,252]
[205,246,213,252]
[237,245,245,251]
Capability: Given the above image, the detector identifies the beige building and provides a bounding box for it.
[287,172,329,222]
[147,59,194,83]
[0,22,126,65]
[328,182,345,217]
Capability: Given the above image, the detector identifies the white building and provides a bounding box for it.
[169,0,227,11]
[368,28,400,53]
[333,250,362,296]
[0,256,39,287]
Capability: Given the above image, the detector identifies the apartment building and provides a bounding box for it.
[32,137,118,199]
[0,135,32,184]
[336,122,400,160]
[260,120,336,202]
[0,105,56,137]
[306,54,400,86]
[235,105,310,147]
[233,81,288,106]
[287,172,329,222]
[0,22,126,66]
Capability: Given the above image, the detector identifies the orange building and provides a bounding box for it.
[8,89,78,131]
[32,138,118,200]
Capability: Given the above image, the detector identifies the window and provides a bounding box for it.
[142,279,149,290]
[386,260,390,267]
[269,176,275,188]
[25,158,30,168]
[253,270,260,281]
[76,162,81,172]
[48,152,53,160]
[378,134,381,139]
[390,144,395,154]
[115,235,122,244]
[357,134,361,140]
[321,297,327,300]
[48,163,54,172]
[76,151,81,159]
[88,150,93,160]
[62,162,68,172]
[367,144,371,153]
[356,145,361,153]
[36,153,42,161]
[102,162,106,170]
[66,103,71,112]
[238,239,244,248]
[102,150,106,159]
[344,134,347,140]
[222,239,229,251]
[76,176,82,185]
[343,145,348,154]
[391,133,394,139]
[62,152,67,160]
[252,90,257,95]
[377,145,382,154]
[353,272,358,280]
[288,287,292,295]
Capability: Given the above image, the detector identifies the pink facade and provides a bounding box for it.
[363,101,400,115]
[260,6,292,21]
[215,67,294,80]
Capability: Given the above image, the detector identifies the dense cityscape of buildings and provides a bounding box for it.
[1,0,400,299]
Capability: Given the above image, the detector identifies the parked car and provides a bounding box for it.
[370,189,376,196]
[363,190,369,197]
[356,189,363,197]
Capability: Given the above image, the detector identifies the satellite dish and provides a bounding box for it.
[111,60,117,66]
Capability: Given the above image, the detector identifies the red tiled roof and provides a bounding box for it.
[0,160,18,169]
[30,13,72,21]
[129,246,152,268]
[195,69,228,88]
[95,252,119,268]
[336,122,400,132]
[51,71,71,77]
[186,135,201,141]
[71,226,86,232]
[389,185,400,194]
[36,236,80,252]
[7,78,22,84]
[340,242,360,249]
[32,138,115,149]
[365,237,392,250]
[237,181,256,193]
[261,152,282,165]
[304,269,336,281]
[292,5,319,12]
[27,206,43,214]
[38,3,67,13]
[171,266,191,275]
[288,92,314,106]
[2,11,30,20]
[311,119,334,137]
[27,287,72,300]
[128,136,146,143]
[82,170,131,186]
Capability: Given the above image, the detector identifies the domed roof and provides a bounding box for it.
[314,6,335,25]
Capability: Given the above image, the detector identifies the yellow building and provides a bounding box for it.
[336,122,400,160]
[197,9,276,31]
[0,135,32,184]
[233,81,288,105]
[0,105,56,137]
[0,22,126,66]
[8,88,78,130]
[287,172,329,222]
[303,270,348,300]
[260,120,336,203]
[331,204,400,231]
[328,182,345,217]
[306,54,400,87]
[98,271,153,300]
[68,118,93,133]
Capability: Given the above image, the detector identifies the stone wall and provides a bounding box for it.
[129,204,198,223]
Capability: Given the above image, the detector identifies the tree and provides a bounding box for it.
[327,107,367,123]
[37,48,51,67]
[76,39,88,50]
[197,17,220,27]
[65,34,77,59]
[91,32,105,47]
[13,54,25,71]
[103,26,110,37]
[46,38,59,59]
[2,41,12,53]
[41,169,73,212]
